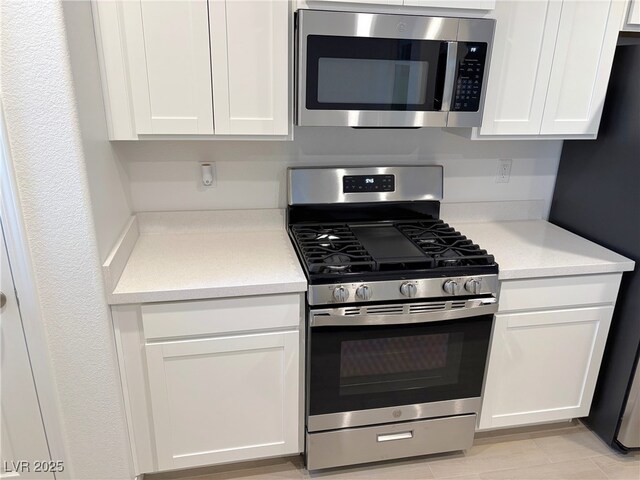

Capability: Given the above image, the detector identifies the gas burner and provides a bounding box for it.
[322,254,351,272]
[291,224,375,275]
[396,221,495,268]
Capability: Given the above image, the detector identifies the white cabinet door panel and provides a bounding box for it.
[479,0,562,135]
[629,0,640,25]
[308,0,403,4]
[209,0,289,135]
[404,0,495,9]
[123,0,214,134]
[146,331,299,470]
[479,306,613,429]
[540,0,625,135]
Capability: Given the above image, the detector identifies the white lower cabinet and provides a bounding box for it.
[479,274,622,430]
[480,306,613,429]
[111,293,303,475]
[146,331,300,471]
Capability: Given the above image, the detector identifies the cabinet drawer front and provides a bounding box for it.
[142,294,301,340]
[307,414,476,471]
[498,273,621,312]
[146,331,300,470]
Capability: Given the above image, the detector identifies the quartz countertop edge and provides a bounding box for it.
[104,213,635,306]
[103,209,308,305]
[453,220,635,281]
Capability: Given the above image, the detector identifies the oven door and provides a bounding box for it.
[307,298,496,432]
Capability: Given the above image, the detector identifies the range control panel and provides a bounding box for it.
[343,174,395,193]
[452,42,488,112]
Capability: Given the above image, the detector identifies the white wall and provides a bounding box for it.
[63,1,132,263]
[114,129,562,216]
[1,2,132,479]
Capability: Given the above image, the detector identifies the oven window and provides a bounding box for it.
[308,315,493,416]
[306,35,448,111]
[339,333,462,396]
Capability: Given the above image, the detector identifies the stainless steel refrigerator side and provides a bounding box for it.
[618,365,640,448]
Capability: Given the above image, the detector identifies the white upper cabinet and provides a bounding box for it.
[305,0,403,5]
[92,0,289,139]
[477,0,625,138]
[623,0,640,30]
[303,0,494,8]
[478,0,561,135]
[403,0,495,9]
[121,0,214,135]
[209,0,289,135]
[540,0,625,135]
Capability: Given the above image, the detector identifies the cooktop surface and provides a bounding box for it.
[289,218,497,283]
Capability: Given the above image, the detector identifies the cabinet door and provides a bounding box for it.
[122,0,214,134]
[479,306,613,430]
[209,0,289,135]
[628,0,640,26]
[146,331,300,470]
[479,0,562,135]
[403,0,495,9]
[540,0,625,135]
[308,0,403,4]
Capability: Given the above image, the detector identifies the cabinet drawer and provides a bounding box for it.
[498,273,621,312]
[307,414,476,470]
[141,293,301,340]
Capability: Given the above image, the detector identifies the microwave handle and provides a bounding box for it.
[441,41,458,112]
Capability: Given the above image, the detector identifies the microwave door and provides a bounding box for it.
[299,36,451,128]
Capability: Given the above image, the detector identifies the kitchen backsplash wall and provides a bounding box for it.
[113,128,562,217]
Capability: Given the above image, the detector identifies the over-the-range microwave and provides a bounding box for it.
[296,10,495,128]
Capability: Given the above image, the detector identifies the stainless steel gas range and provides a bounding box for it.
[287,166,499,470]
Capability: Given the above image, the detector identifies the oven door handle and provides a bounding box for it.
[310,299,498,328]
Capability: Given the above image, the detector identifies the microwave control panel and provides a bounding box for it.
[452,43,488,112]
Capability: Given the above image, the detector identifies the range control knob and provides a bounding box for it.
[443,280,459,295]
[332,286,349,303]
[465,278,482,295]
[400,282,418,298]
[356,285,372,301]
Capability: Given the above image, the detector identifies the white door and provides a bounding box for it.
[122,0,214,134]
[1,224,53,479]
[209,0,289,135]
[478,0,562,135]
[540,0,625,135]
[145,330,300,471]
[479,306,613,429]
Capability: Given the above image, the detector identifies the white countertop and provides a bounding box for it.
[453,220,635,280]
[104,210,307,305]
[104,210,634,305]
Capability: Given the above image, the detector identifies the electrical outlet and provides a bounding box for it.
[496,159,512,183]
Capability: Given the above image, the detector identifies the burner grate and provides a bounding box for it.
[396,220,495,267]
[290,224,375,274]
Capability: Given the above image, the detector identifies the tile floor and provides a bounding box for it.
[147,421,640,480]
